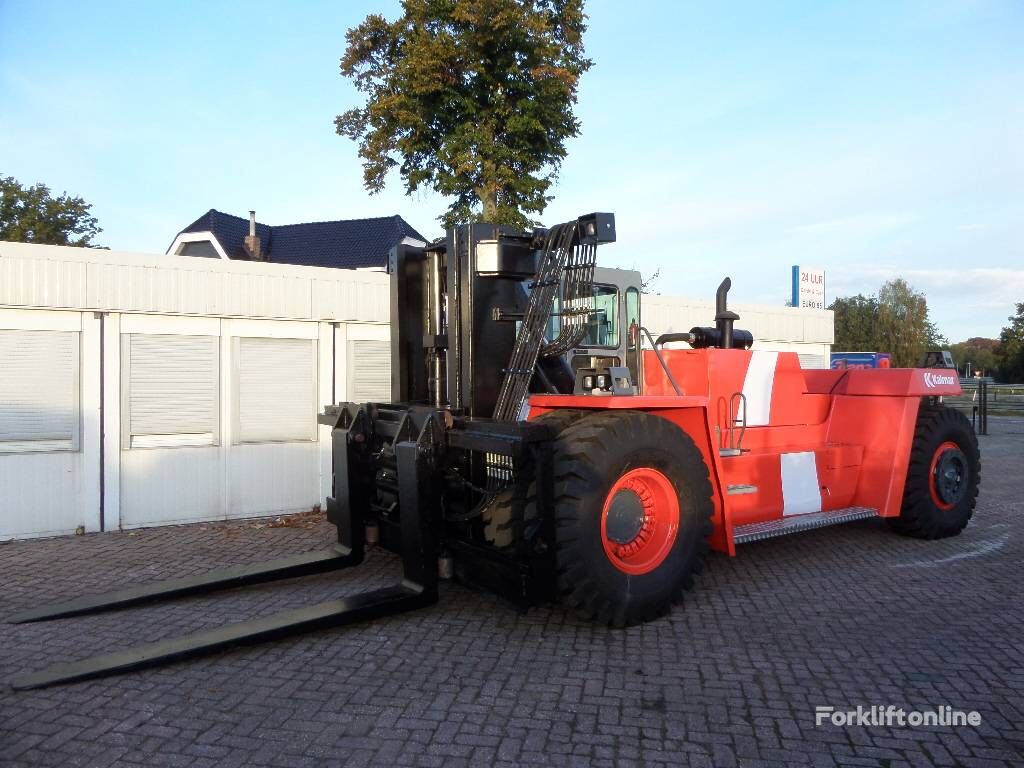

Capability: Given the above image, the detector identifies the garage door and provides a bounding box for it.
[0,311,95,540]
[119,319,224,527]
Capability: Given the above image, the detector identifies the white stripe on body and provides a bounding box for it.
[740,351,779,427]
[781,451,822,516]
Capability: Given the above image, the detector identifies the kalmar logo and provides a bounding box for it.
[923,372,957,388]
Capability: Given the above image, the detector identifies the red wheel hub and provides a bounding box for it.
[928,440,967,511]
[600,467,680,575]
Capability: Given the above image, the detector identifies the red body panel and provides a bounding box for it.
[804,367,962,397]
[527,348,959,556]
[529,394,708,409]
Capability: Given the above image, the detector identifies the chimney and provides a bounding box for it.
[243,210,265,260]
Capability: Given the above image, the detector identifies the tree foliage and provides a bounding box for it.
[877,278,934,368]
[829,278,943,367]
[949,337,999,378]
[640,266,661,294]
[924,318,947,350]
[830,294,879,351]
[336,0,592,229]
[0,175,102,247]
[995,303,1024,383]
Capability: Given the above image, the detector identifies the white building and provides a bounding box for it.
[642,294,833,369]
[0,241,391,540]
[0,241,832,539]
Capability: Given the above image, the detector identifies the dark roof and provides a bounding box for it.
[175,209,427,269]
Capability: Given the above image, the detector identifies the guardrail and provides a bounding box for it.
[943,383,1023,436]
[958,382,1024,396]
[949,384,1024,415]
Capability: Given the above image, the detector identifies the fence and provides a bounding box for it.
[945,384,1024,415]
[942,382,1024,437]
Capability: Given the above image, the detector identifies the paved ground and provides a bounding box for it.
[1,425,1021,767]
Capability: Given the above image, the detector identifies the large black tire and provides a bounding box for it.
[482,409,586,548]
[552,411,714,627]
[890,404,980,539]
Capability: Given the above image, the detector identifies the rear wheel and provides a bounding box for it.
[891,404,980,539]
[552,411,714,626]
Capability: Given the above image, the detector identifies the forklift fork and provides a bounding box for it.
[9,408,439,691]
[7,546,358,625]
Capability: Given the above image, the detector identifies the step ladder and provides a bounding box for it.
[719,392,747,457]
[733,507,879,544]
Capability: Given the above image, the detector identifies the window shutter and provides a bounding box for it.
[235,337,316,443]
[124,334,219,447]
[798,352,829,370]
[0,329,79,451]
[348,340,391,402]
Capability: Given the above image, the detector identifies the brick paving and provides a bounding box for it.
[1,427,1021,767]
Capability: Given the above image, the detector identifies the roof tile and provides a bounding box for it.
[178,210,427,268]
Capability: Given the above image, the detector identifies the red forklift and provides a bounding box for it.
[9,213,979,689]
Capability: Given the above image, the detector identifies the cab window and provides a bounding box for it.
[582,285,619,347]
[626,287,640,349]
[546,294,561,341]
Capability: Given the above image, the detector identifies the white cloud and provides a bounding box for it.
[829,265,1024,297]
[827,265,1024,340]
[786,213,917,238]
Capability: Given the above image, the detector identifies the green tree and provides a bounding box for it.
[878,278,934,367]
[829,279,943,366]
[336,0,592,229]
[0,175,102,246]
[829,293,879,350]
[995,303,1024,383]
[925,318,947,349]
[949,337,999,378]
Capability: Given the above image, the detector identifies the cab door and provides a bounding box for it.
[565,269,643,388]
[624,286,641,384]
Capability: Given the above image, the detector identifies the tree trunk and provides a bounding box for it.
[479,188,498,222]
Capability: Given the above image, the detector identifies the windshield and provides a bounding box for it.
[581,285,619,347]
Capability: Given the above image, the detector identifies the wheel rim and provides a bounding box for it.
[600,467,680,575]
[928,441,968,511]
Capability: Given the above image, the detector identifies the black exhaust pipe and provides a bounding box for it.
[714,278,740,349]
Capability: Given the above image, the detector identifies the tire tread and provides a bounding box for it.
[891,404,980,539]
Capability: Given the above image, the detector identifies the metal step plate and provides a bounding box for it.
[726,484,758,495]
[733,507,879,544]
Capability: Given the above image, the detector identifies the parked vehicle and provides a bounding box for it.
[831,351,892,369]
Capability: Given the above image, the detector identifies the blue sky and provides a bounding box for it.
[1,0,1021,340]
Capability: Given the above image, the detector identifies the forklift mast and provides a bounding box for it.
[389,215,618,420]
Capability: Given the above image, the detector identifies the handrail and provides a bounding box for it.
[638,326,682,396]
[728,392,747,453]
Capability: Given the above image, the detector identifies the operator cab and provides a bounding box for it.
[550,271,756,398]
[546,266,643,394]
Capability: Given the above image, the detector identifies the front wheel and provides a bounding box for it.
[891,404,980,539]
[551,411,714,626]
